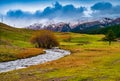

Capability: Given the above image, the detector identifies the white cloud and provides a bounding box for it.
[0,3,48,14]
[83,7,93,17]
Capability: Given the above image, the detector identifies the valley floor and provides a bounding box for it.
[0,32,120,81]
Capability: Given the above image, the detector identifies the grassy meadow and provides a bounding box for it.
[0,23,120,81]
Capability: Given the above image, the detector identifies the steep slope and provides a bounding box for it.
[71,18,120,33]
[65,17,120,33]
[71,21,102,33]
[0,23,33,41]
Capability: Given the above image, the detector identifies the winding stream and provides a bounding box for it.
[0,48,70,73]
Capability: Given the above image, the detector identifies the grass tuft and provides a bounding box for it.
[16,48,44,59]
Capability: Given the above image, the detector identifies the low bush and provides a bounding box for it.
[30,30,59,49]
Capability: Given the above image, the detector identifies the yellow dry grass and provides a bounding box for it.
[16,48,44,58]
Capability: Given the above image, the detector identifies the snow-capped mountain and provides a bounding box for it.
[27,17,120,32]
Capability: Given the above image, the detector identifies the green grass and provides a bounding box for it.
[0,23,120,81]
[0,23,44,62]
[0,23,33,46]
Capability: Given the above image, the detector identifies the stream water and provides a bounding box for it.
[0,48,70,73]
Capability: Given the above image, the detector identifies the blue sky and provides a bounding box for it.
[0,0,120,27]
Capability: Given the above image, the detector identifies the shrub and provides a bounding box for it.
[30,30,59,48]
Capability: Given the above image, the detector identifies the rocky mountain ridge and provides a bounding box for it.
[27,17,120,32]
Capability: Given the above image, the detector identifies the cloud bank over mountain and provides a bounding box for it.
[6,2,86,19]
[0,1,120,27]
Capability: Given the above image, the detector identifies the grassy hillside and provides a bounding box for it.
[86,24,120,38]
[72,24,120,38]
[0,23,33,47]
[95,25,120,38]
[0,25,120,81]
[0,23,44,62]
